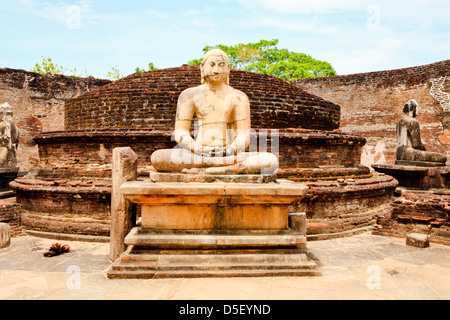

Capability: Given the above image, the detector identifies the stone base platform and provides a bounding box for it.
[293,174,398,240]
[372,164,449,190]
[10,177,111,238]
[108,151,320,279]
[395,160,448,167]
[107,229,320,279]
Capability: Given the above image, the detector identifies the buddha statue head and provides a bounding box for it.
[200,47,231,85]
[403,99,419,118]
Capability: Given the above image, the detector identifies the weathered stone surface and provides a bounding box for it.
[107,250,320,279]
[107,170,319,279]
[0,222,10,249]
[125,228,306,249]
[0,167,19,196]
[121,180,308,232]
[406,233,430,248]
[289,212,307,237]
[372,164,449,189]
[109,147,138,262]
[150,170,277,184]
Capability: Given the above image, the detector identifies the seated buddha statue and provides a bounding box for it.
[0,102,19,168]
[150,48,279,175]
[396,99,447,166]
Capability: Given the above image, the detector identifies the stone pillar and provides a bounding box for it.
[109,147,138,262]
[0,223,10,249]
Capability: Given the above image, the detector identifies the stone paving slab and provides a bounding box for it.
[0,233,449,300]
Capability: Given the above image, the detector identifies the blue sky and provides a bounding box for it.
[0,0,449,79]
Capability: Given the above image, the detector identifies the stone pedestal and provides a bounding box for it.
[108,166,320,279]
[0,168,19,198]
[372,164,449,190]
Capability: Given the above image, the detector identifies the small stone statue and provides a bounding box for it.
[151,48,278,175]
[0,102,19,168]
[396,99,447,166]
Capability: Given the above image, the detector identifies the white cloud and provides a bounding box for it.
[3,0,93,24]
[184,9,201,16]
[17,0,34,8]
[0,59,10,67]
[238,0,372,14]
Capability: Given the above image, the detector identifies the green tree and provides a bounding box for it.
[188,39,336,82]
[135,62,158,73]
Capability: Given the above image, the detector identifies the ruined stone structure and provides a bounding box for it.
[371,100,449,245]
[0,68,110,171]
[294,61,450,245]
[293,60,450,167]
[11,65,396,241]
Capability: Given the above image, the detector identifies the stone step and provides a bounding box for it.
[154,269,322,279]
[107,267,321,280]
[125,228,306,249]
[107,251,320,279]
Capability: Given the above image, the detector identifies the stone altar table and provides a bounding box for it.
[107,151,320,279]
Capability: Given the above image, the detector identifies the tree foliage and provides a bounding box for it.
[135,62,158,73]
[188,39,336,82]
[32,56,93,78]
[32,56,66,75]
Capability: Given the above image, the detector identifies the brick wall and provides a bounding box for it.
[293,60,450,166]
[374,191,450,246]
[33,128,365,174]
[0,68,110,171]
[66,65,341,132]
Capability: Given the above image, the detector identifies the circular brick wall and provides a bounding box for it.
[65,65,341,131]
[33,128,366,175]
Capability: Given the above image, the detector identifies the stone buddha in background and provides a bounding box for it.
[0,102,19,168]
[151,48,279,175]
[396,99,447,166]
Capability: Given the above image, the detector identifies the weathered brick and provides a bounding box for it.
[406,233,430,248]
[0,68,110,170]
[65,65,341,132]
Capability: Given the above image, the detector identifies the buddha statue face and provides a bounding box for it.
[200,48,230,85]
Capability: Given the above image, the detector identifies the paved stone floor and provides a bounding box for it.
[0,232,449,300]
